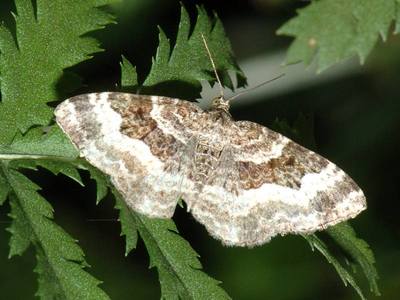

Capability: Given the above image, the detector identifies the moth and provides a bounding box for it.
[55,38,366,247]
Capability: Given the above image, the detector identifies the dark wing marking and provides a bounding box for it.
[186,120,366,246]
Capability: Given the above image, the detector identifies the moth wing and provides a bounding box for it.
[186,121,366,246]
[55,92,202,217]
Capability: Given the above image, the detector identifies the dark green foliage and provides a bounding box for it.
[114,191,230,300]
[0,0,118,144]
[6,170,109,299]
[0,1,386,299]
[142,6,245,97]
[278,0,399,71]
[327,223,380,295]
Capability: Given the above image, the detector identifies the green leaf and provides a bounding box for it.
[303,233,365,300]
[81,162,110,204]
[7,193,33,255]
[0,170,9,205]
[0,126,80,182]
[0,0,117,144]
[120,55,138,92]
[327,222,380,296]
[396,0,400,33]
[0,2,118,297]
[4,167,109,299]
[140,5,246,98]
[277,0,397,71]
[0,126,78,160]
[114,194,139,256]
[11,157,109,204]
[113,190,230,300]
[11,159,84,186]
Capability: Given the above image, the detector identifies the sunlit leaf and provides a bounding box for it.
[278,0,397,71]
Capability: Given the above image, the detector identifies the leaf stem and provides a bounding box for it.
[0,154,77,161]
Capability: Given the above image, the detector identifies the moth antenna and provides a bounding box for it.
[227,73,285,102]
[201,33,225,98]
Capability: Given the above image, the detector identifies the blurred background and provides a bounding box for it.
[1,0,399,299]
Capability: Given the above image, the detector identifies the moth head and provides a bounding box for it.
[211,96,230,112]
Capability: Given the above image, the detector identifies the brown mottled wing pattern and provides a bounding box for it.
[55,92,366,247]
[55,92,202,218]
[188,120,366,246]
